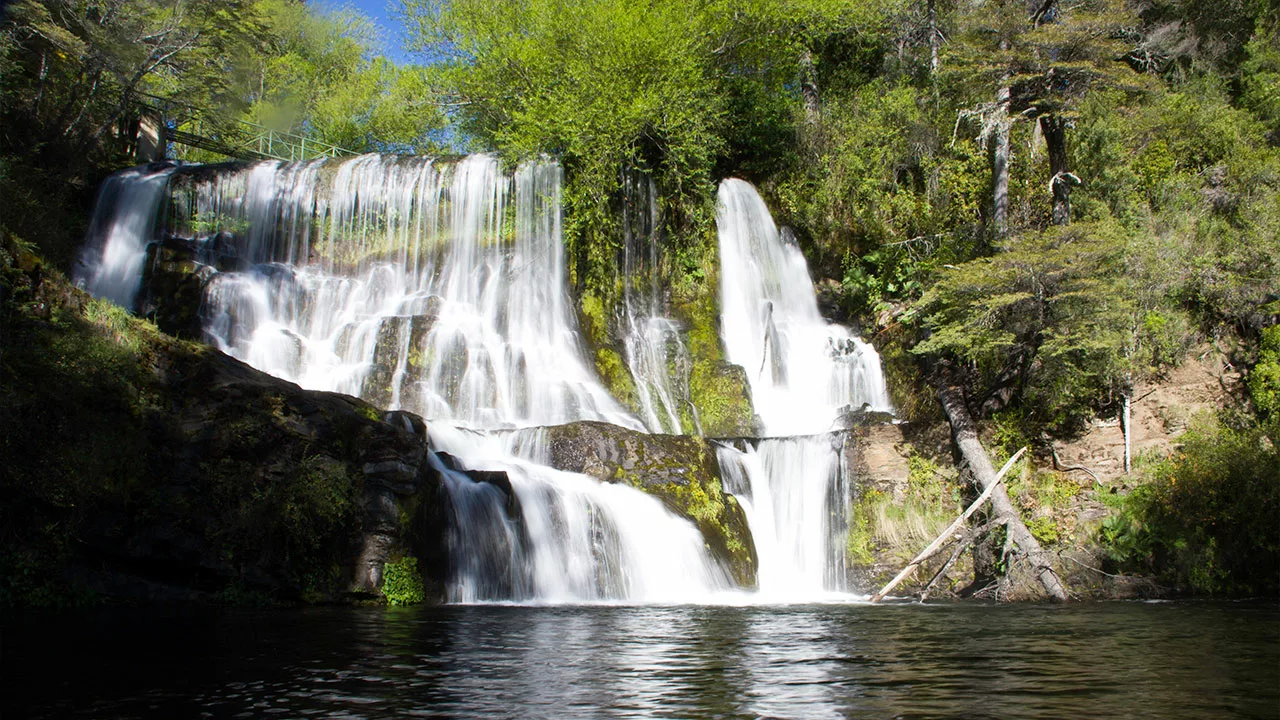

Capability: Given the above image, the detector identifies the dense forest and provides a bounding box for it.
[2,0,1277,600]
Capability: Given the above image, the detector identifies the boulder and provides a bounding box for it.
[539,420,758,587]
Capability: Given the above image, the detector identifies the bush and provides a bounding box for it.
[382,556,426,606]
[1100,416,1280,595]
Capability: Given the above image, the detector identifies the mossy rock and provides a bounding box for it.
[540,420,758,586]
[687,361,758,437]
[0,250,447,608]
[672,268,759,437]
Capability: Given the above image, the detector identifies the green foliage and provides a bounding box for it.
[1006,464,1081,547]
[913,222,1135,433]
[212,1,444,154]
[382,556,426,605]
[1,0,444,270]
[851,451,962,565]
[1026,516,1060,546]
[1241,22,1280,142]
[402,0,729,291]
[845,489,879,565]
[1249,326,1280,419]
[1100,416,1280,595]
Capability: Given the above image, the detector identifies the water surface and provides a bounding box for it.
[4,601,1276,719]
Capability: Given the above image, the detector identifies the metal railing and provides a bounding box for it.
[131,91,357,162]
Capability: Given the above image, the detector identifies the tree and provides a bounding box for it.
[947,0,1143,230]
[912,221,1134,433]
[225,0,443,153]
[399,0,729,296]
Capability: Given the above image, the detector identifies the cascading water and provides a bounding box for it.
[716,437,852,600]
[77,155,896,603]
[717,179,891,436]
[76,163,177,309]
[714,178,892,597]
[191,155,640,431]
[77,154,727,604]
[618,172,695,435]
[436,425,728,603]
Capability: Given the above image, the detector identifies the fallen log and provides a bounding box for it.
[871,448,1025,602]
[920,520,991,602]
[937,383,1069,602]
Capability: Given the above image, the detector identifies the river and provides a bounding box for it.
[4,600,1277,719]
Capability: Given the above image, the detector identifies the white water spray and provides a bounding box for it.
[717,179,891,437]
[78,154,729,604]
[619,173,695,435]
[77,164,176,309]
[434,426,728,603]
[715,179,891,597]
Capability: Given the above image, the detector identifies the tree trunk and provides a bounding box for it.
[1041,114,1072,225]
[1122,391,1132,474]
[928,0,940,75]
[871,447,1026,602]
[992,83,1011,239]
[937,382,1069,602]
[799,47,821,123]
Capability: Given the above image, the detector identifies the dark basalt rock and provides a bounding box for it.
[0,257,452,607]
[830,404,897,431]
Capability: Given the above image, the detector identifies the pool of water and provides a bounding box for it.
[4,600,1277,719]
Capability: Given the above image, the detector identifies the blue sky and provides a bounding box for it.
[318,0,415,64]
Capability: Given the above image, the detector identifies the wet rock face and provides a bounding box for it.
[539,421,758,588]
[146,350,446,603]
[361,301,441,409]
[1,253,453,606]
[140,239,217,339]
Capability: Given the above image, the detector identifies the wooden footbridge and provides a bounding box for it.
[130,91,356,163]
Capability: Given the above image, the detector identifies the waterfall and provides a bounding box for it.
[715,178,891,596]
[618,172,694,434]
[716,437,852,599]
[189,155,640,431]
[717,179,891,436]
[436,426,728,603]
[76,163,177,309]
[77,154,727,604]
[76,158,895,603]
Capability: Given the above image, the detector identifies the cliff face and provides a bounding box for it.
[0,248,446,606]
[0,246,770,606]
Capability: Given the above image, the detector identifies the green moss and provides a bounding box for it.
[407,346,427,371]
[382,556,426,605]
[660,475,753,583]
[668,476,725,527]
[845,489,881,565]
[676,280,756,436]
[595,347,637,409]
[1026,516,1061,545]
[579,291,610,348]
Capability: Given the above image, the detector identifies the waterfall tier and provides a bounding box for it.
[716,179,892,436]
[74,157,898,603]
[78,164,177,309]
[187,154,639,431]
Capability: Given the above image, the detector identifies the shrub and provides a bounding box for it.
[382,556,426,606]
[1100,416,1280,595]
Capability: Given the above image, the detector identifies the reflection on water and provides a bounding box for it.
[3,601,1277,719]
